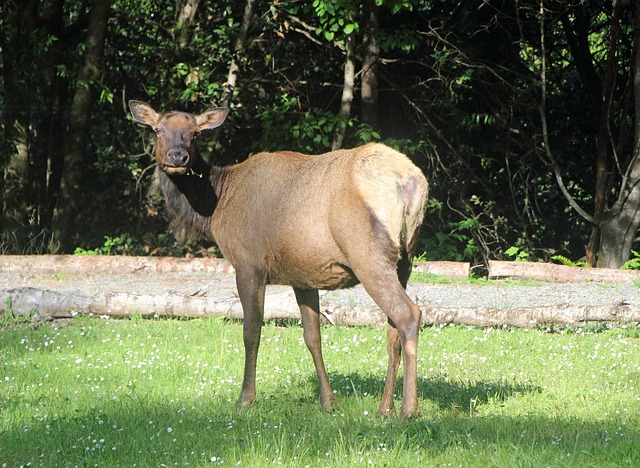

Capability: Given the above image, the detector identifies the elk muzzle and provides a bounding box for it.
[161,148,190,174]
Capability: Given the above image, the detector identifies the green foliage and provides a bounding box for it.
[621,250,640,270]
[420,209,480,262]
[505,246,529,262]
[74,234,146,256]
[551,255,589,268]
[255,94,336,152]
[73,232,221,258]
[255,94,380,153]
[378,0,416,14]
[312,0,358,42]
[4,0,638,266]
[355,123,381,143]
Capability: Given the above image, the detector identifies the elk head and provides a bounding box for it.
[129,100,229,175]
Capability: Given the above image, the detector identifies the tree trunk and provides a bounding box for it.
[34,0,66,234]
[51,0,112,253]
[360,0,379,128]
[586,0,624,266]
[597,202,640,268]
[332,33,356,150]
[0,0,37,246]
[174,0,201,50]
[595,3,640,268]
[558,0,632,267]
[221,0,257,108]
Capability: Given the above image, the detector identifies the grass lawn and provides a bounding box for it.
[1,315,639,467]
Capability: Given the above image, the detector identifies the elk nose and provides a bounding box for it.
[166,149,189,167]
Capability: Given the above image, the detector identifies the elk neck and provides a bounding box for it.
[157,154,227,240]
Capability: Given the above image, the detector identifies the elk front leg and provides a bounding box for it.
[235,267,267,411]
[294,287,338,411]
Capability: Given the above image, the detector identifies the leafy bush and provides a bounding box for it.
[551,255,589,268]
[420,216,479,262]
[505,246,530,262]
[74,234,147,256]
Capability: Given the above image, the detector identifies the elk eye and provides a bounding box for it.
[153,126,162,134]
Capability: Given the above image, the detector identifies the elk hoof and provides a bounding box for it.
[320,395,339,412]
[236,392,255,412]
[378,406,396,418]
[378,398,395,418]
[400,406,422,420]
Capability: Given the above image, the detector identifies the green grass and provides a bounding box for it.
[409,271,463,284]
[1,317,639,467]
[408,271,549,286]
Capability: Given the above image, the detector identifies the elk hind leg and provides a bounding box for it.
[380,286,421,418]
[379,318,402,417]
[379,253,416,417]
[353,263,421,418]
[331,197,422,417]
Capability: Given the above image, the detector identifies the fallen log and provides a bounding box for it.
[488,260,640,283]
[424,304,640,328]
[0,255,468,278]
[0,286,386,326]
[0,255,235,275]
[4,256,639,328]
[3,286,639,328]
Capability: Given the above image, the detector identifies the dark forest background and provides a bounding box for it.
[2,0,640,269]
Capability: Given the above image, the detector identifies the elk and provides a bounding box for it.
[128,100,428,418]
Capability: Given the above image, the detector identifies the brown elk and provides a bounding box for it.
[128,100,428,418]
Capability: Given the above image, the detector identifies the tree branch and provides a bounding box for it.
[537,105,596,225]
[222,0,257,108]
[538,0,595,226]
[332,31,355,150]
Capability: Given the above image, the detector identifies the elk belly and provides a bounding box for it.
[263,253,360,290]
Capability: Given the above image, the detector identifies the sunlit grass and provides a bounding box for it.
[1,317,639,466]
[408,271,549,286]
[409,271,462,284]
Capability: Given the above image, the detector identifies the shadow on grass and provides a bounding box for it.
[3,390,638,466]
[325,371,541,414]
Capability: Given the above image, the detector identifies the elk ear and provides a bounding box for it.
[129,100,160,126]
[196,108,229,131]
